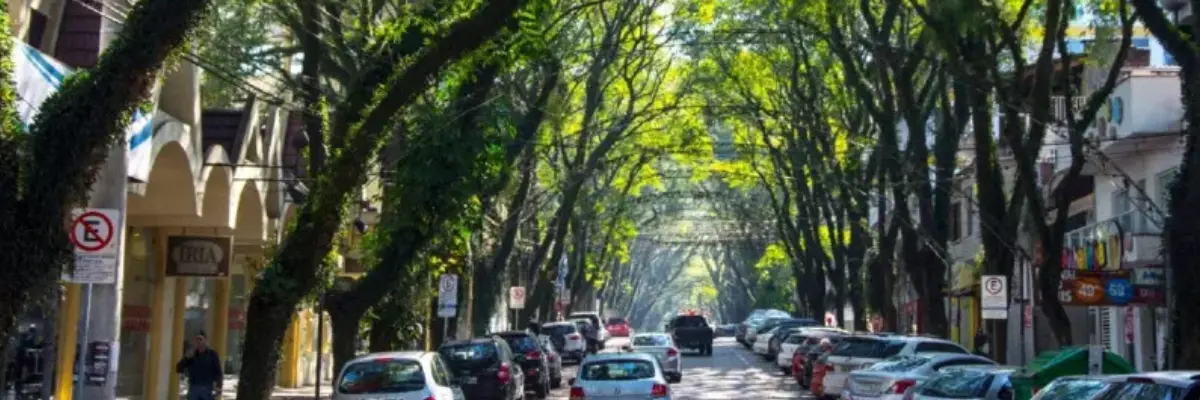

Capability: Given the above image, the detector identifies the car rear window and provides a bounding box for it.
[438,343,499,368]
[498,335,539,353]
[786,335,809,345]
[917,369,994,398]
[337,359,425,394]
[580,360,656,381]
[830,337,887,357]
[673,316,707,327]
[543,324,577,336]
[607,317,627,325]
[1031,378,1111,400]
[633,336,672,346]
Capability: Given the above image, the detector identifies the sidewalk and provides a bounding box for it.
[219,377,332,399]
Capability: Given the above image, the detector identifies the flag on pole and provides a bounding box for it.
[557,254,568,291]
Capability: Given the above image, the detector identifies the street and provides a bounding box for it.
[549,337,813,399]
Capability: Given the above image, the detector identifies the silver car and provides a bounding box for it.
[568,352,674,399]
[844,353,997,399]
[627,333,683,382]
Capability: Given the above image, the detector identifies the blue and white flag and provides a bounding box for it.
[11,42,155,181]
[557,254,568,290]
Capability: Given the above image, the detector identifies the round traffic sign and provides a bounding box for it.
[511,287,525,300]
[69,211,114,252]
[984,277,1004,295]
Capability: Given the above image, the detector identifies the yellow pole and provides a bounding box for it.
[168,279,187,400]
[54,284,81,400]
[144,229,168,398]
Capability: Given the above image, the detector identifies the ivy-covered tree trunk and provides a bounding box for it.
[234,2,528,397]
[0,0,211,354]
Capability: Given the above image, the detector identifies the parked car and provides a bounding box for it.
[568,352,674,399]
[535,335,563,389]
[626,333,683,383]
[1028,375,1113,400]
[820,335,969,398]
[908,365,1016,400]
[334,351,467,400]
[606,317,632,337]
[737,309,789,346]
[566,311,611,346]
[437,338,524,400]
[843,353,998,399]
[744,317,794,347]
[665,313,714,356]
[570,318,602,354]
[753,319,820,359]
[715,323,738,337]
[489,331,552,399]
[1029,371,1200,400]
[776,329,842,373]
[540,321,586,362]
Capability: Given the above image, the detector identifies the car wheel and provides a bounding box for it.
[535,380,550,399]
[780,366,790,375]
[552,375,562,389]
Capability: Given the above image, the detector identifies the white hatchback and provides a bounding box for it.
[627,333,683,382]
[569,352,673,399]
[334,351,466,400]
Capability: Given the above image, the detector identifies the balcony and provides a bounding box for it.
[1052,96,1086,124]
[1064,210,1162,265]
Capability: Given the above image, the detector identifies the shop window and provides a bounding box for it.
[118,228,153,398]
[226,274,248,374]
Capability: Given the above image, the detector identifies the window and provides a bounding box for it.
[917,369,995,398]
[1031,378,1112,400]
[950,202,963,241]
[337,359,426,394]
[831,338,887,357]
[865,356,931,372]
[579,360,656,381]
[498,335,539,353]
[1097,382,1188,400]
[633,335,672,347]
[914,342,969,354]
[438,343,500,370]
[430,357,453,386]
[1157,169,1180,209]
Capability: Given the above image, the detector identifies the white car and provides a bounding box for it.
[333,351,466,400]
[568,311,611,344]
[542,321,588,361]
[752,327,781,355]
[627,333,683,382]
[843,353,997,399]
[822,336,970,397]
[568,352,674,399]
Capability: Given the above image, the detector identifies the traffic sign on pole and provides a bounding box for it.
[438,274,458,318]
[981,275,1008,320]
[65,208,121,284]
[509,287,526,309]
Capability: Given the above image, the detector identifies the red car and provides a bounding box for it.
[605,317,632,337]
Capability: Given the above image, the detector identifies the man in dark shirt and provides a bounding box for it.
[176,332,222,400]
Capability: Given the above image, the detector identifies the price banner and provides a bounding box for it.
[1058,268,1164,306]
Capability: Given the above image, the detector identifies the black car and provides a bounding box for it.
[764,320,818,360]
[438,337,524,400]
[490,331,552,399]
[534,335,563,388]
[666,314,714,356]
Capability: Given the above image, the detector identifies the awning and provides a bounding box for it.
[12,42,156,181]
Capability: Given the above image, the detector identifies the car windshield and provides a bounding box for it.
[337,359,425,394]
[865,355,930,372]
[607,317,627,325]
[830,337,887,357]
[917,369,994,398]
[1031,378,1112,400]
[673,316,707,327]
[438,343,498,369]
[580,360,656,381]
[543,324,577,336]
[633,336,672,346]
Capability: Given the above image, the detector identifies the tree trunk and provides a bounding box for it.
[369,317,399,353]
[330,311,360,373]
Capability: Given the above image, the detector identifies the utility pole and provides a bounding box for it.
[76,7,130,399]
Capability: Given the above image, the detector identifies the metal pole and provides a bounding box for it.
[314,299,323,400]
[442,318,449,343]
[74,284,92,400]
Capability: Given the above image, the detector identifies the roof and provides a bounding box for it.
[542,321,577,327]
[1103,371,1200,387]
[633,332,670,337]
[488,331,534,337]
[348,351,431,364]
[443,338,497,345]
[582,352,658,363]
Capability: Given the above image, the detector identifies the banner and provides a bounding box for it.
[11,42,155,181]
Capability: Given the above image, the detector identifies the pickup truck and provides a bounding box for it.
[666,314,714,356]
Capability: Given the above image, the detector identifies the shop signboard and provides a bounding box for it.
[166,235,232,277]
[1057,220,1166,306]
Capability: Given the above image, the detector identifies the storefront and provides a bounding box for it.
[947,262,979,351]
[117,228,155,399]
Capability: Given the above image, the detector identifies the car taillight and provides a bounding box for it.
[424,396,437,400]
[526,351,542,360]
[497,363,511,384]
[667,348,678,357]
[652,383,669,397]
[549,353,557,361]
[889,379,917,394]
[568,334,581,340]
[569,386,585,399]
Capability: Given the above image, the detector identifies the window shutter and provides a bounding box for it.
[1099,308,1114,351]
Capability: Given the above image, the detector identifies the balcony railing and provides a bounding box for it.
[1052,96,1087,124]
[1064,210,1160,249]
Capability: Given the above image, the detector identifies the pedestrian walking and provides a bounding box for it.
[176,332,222,400]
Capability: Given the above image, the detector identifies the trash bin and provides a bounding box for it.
[1010,347,1136,400]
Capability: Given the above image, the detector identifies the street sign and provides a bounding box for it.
[438,274,458,318]
[65,208,121,284]
[981,275,1007,320]
[509,286,526,309]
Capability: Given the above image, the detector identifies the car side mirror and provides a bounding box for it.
[568,378,576,386]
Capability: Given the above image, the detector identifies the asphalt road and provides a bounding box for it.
[548,336,815,399]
